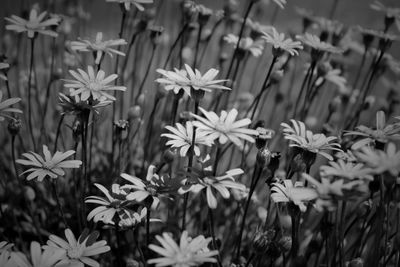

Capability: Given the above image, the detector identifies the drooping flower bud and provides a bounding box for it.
[8,118,22,136]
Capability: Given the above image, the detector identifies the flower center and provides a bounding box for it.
[88,81,101,91]
[67,247,82,259]
[42,161,54,170]
[214,121,228,133]
[26,21,40,30]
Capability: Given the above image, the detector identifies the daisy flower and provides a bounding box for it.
[70,32,127,65]
[0,91,22,122]
[148,231,218,267]
[0,250,17,267]
[261,27,303,56]
[43,229,110,267]
[179,168,246,209]
[85,183,131,224]
[320,159,373,181]
[161,121,213,157]
[355,142,400,176]
[156,64,230,97]
[281,120,343,161]
[370,1,400,30]
[0,61,10,81]
[5,8,60,38]
[224,34,265,57]
[63,66,126,101]
[120,165,168,209]
[16,145,82,182]
[270,179,318,212]
[296,33,344,58]
[345,111,400,149]
[191,107,259,149]
[11,241,64,267]
[106,0,154,11]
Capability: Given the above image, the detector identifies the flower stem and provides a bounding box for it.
[27,38,37,150]
[51,180,68,228]
[53,114,65,153]
[135,43,157,103]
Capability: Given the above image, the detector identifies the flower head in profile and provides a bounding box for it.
[85,183,131,224]
[370,1,400,23]
[5,8,60,38]
[118,207,161,229]
[296,33,344,59]
[161,121,213,157]
[148,231,218,267]
[70,32,127,65]
[0,91,22,122]
[345,111,400,149]
[261,27,303,56]
[11,241,64,267]
[314,62,347,92]
[64,66,126,101]
[156,64,230,97]
[179,168,246,209]
[281,120,342,160]
[121,165,169,209]
[191,107,259,149]
[106,0,154,11]
[43,229,110,267]
[320,159,373,181]
[16,145,82,181]
[271,179,318,212]
[355,142,400,176]
[224,34,264,57]
[58,92,112,116]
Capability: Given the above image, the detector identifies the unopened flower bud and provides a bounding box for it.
[270,69,284,84]
[149,26,164,45]
[348,258,363,267]
[182,0,198,23]
[253,229,275,254]
[24,186,35,201]
[256,148,271,167]
[72,119,83,142]
[197,5,212,26]
[8,119,22,136]
[163,149,175,163]
[255,127,274,149]
[278,236,292,252]
[136,94,145,107]
[128,106,141,120]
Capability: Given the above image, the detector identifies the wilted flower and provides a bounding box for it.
[191,107,259,149]
[0,91,22,122]
[355,142,400,176]
[345,111,400,149]
[271,179,318,212]
[43,229,110,267]
[70,32,127,65]
[85,183,131,224]
[11,241,64,267]
[156,64,230,97]
[179,168,246,209]
[5,8,60,38]
[16,145,82,181]
[224,34,264,57]
[148,231,218,267]
[281,120,342,160]
[106,0,154,11]
[261,27,303,56]
[121,165,168,209]
[161,121,214,157]
[64,66,126,101]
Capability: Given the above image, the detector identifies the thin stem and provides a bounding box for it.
[53,114,65,153]
[208,206,223,267]
[135,44,157,103]
[51,180,68,228]
[193,24,203,68]
[146,208,151,251]
[27,38,37,150]
[163,23,188,69]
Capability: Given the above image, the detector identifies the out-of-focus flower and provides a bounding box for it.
[355,142,400,176]
[345,111,400,149]
[161,122,213,157]
[121,165,168,209]
[58,93,112,116]
[261,27,303,56]
[16,145,82,182]
[0,242,13,253]
[281,120,342,161]
[148,231,218,267]
[43,229,110,267]
[118,208,161,229]
[106,0,154,11]
[179,168,246,209]
[0,61,10,81]
[0,250,17,267]
[0,91,22,122]
[370,1,400,30]
[296,33,344,59]
[224,34,264,57]
[64,66,126,101]
[191,107,259,149]
[271,179,318,212]
[314,62,347,91]
[85,183,131,224]
[156,64,230,97]
[11,241,64,267]
[320,159,373,181]
[70,32,127,65]
[262,0,287,9]
[5,8,60,38]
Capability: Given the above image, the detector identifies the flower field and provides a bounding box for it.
[0,0,400,266]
